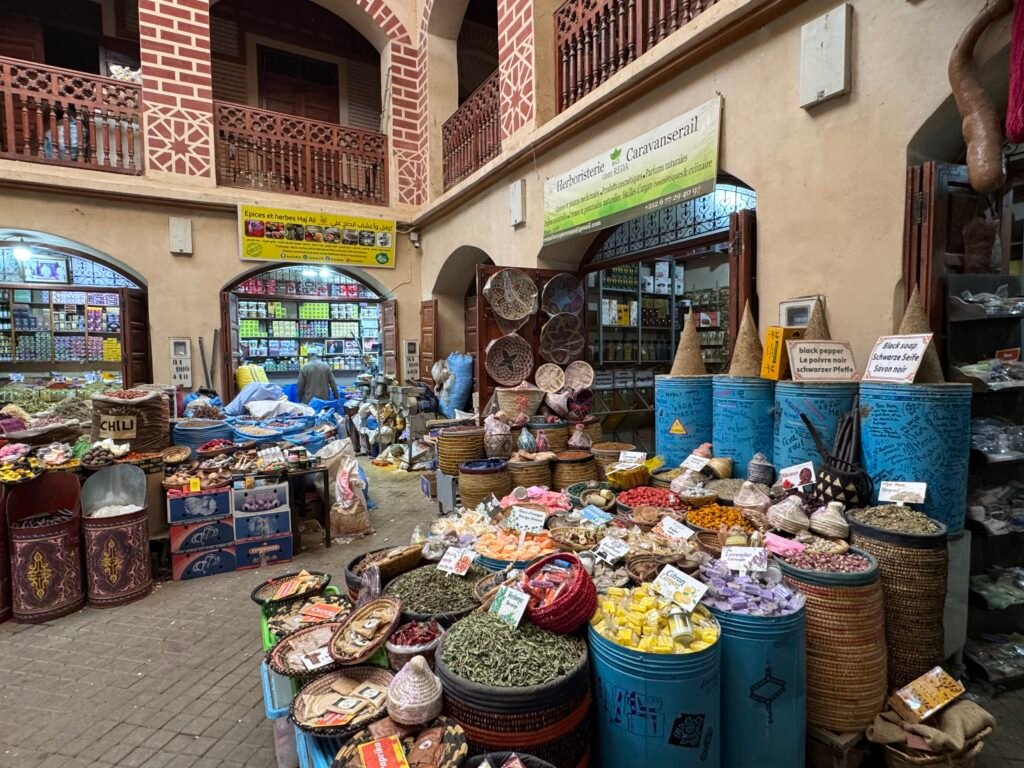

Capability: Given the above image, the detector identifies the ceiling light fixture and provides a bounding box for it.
[12,239,32,262]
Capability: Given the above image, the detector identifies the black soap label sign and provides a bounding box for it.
[98,413,137,439]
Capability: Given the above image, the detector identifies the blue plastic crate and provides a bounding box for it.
[294,724,344,768]
[260,660,295,720]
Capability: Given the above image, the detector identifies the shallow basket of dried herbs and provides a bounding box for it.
[383,563,488,625]
[437,613,586,693]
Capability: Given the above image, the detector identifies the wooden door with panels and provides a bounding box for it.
[382,299,398,379]
[419,299,437,383]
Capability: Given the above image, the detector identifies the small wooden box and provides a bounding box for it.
[761,326,805,380]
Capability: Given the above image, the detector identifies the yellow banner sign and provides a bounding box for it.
[238,205,396,269]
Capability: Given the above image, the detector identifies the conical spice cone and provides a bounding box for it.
[671,313,707,376]
[728,300,764,377]
[898,286,944,383]
[803,299,831,340]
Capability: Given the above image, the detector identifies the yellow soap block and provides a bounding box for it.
[607,587,628,598]
[602,600,616,615]
[700,628,718,644]
[689,640,711,652]
[617,628,636,646]
[654,639,675,654]
[638,636,654,652]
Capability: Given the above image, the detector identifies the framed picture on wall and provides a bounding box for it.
[779,295,823,327]
[22,257,69,284]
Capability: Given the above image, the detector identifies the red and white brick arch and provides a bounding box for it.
[138,0,427,205]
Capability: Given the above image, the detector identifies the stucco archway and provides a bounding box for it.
[431,244,493,359]
[0,228,148,287]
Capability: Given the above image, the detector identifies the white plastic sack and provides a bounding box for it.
[315,438,352,504]
[246,400,314,419]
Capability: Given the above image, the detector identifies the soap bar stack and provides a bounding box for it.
[699,559,805,617]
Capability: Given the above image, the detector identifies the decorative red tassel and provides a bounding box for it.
[1007,0,1024,141]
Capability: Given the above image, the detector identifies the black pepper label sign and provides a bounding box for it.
[786,340,859,382]
[98,413,137,439]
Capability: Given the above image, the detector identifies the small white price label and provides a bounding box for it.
[778,461,816,490]
[593,536,630,564]
[489,585,530,628]
[655,516,694,541]
[681,453,710,471]
[721,546,769,574]
[618,450,647,466]
[508,505,547,533]
[652,565,708,612]
[878,481,927,505]
[437,547,477,576]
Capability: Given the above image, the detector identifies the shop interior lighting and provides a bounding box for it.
[12,239,32,261]
[302,268,317,277]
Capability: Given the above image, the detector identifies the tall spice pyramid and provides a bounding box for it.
[898,286,944,383]
[670,312,707,375]
[803,299,831,340]
[728,300,764,377]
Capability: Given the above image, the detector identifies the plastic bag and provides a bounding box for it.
[384,620,446,672]
[356,565,381,607]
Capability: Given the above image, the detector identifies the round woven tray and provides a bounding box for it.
[266,621,347,678]
[535,364,565,393]
[484,268,538,322]
[250,571,331,607]
[540,313,585,365]
[563,361,594,391]
[541,274,584,316]
[329,597,403,665]
[485,334,534,386]
[290,666,394,737]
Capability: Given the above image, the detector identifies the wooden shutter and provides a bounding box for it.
[0,17,44,62]
[120,288,152,387]
[382,299,398,379]
[728,209,757,356]
[420,299,437,382]
[464,295,478,388]
[903,162,1011,348]
[220,291,241,400]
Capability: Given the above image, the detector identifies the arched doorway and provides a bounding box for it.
[427,245,493,387]
[220,263,392,399]
[0,228,151,385]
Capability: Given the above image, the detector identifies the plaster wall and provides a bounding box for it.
[419,0,1012,369]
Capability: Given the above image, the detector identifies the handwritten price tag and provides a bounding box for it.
[618,451,647,466]
[878,481,927,505]
[593,536,630,565]
[489,585,530,628]
[681,453,710,471]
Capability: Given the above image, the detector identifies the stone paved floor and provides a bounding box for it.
[1,461,1023,767]
[0,460,437,768]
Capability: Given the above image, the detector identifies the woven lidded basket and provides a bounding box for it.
[551,451,599,491]
[436,426,485,476]
[848,514,948,690]
[782,555,887,732]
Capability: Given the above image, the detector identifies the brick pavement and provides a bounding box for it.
[0,461,437,768]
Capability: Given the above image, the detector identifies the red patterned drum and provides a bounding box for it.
[82,508,152,608]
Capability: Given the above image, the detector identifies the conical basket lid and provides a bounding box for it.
[898,286,944,383]
[670,313,706,376]
[728,300,763,377]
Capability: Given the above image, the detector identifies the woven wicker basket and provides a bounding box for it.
[590,442,635,476]
[783,566,887,732]
[508,458,552,489]
[484,432,514,459]
[528,420,569,452]
[551,451,599,491]
[567,416,602,445]
[290,666,394,737]
[458,461,512,509]
[695,531,723,558]
[849,516,948,690]
[882,729,989,768]
[495,386,545,417]
[437,427,485,476]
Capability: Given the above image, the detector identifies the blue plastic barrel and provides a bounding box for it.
[859,383,972,534]
[711,607,806,768]
[655,376,713,466]
[712,376,775,478]
[773,382,857,470]
[589,625,720,767]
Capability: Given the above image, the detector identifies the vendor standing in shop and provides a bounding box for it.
[297,346,339,404]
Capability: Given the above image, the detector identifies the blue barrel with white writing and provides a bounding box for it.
[655,375,713,466]
[859,382,972,534]
[773,382,857,471]
[711,606,806,768]
[588,625,720,768]
[712,376,775,478]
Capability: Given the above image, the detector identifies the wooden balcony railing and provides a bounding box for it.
[0,56,142,174]
[555,0,719,112]
[442,70,501,190]
[214,101,388,205]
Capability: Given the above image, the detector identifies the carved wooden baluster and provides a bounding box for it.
[627,0,638,61]
[19,96,30,157]
[669,0,679,31]
[46,103,57,161]
[583,20,593,95]
[35,100,46,159]
[590,15,600,89]
[658,0,668,43]
[617,0,628,70]
[95,111,105,167]
[693,0,703,15]
[561,41,570,111]
[111,113,123,169]
[126,118,136,173]
[597,7,608,84]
